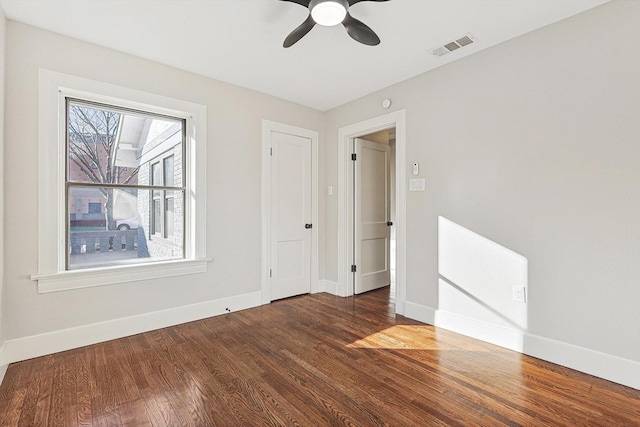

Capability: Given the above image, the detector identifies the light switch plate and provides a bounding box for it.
[409,179,425,191]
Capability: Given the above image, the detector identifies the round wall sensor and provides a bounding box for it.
[382,99,392,109]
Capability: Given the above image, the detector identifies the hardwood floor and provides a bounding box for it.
[0,287,638,426]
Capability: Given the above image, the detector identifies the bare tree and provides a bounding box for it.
[68,104,139,230]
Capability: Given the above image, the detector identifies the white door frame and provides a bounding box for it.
[261,120,319,304]
[337,110,407,314]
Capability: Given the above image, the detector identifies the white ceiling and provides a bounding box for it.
[0,0,609,111]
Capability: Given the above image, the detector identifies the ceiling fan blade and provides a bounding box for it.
[348,0,389,6]
[342,12,381,46]
[279,0,311,7]
[284,15,316,48]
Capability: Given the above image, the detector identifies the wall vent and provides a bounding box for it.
[432,33,477,57]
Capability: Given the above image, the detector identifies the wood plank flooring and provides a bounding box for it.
[0,287,638,426]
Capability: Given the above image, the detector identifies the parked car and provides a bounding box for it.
[116,217,139,230]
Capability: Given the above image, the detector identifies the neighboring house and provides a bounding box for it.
[136,120,184,259]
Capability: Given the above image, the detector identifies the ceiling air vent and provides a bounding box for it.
[432,33,477,57]
[443,41,461,52]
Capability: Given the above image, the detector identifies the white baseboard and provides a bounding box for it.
[522,333,640,391]
[321,280,339,296]
[0,363,7,386]
[404,301,640,390]
[404,301,436,324]
[0,342,8,385]
[394,298,406,316]
[2,291,262,368]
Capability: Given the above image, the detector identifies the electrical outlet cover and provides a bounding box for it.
[512,286,526,303]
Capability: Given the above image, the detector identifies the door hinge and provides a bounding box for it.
[351,265,357,273]
[351,153,357,161]
[269,269,272,278]
[270,147,273,156]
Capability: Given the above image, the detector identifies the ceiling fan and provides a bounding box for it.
[279,0,389,48]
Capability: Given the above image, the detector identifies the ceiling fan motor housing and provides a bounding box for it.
[309,0,350,26]
[309,0,350,11]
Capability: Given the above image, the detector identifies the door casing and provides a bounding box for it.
[261,120,319,304]
[337,110,407,314]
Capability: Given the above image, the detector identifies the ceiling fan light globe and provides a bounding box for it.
[311,1,347,27]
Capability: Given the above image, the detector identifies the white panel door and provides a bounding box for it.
[270,132,312,301]
[354,138,391,294]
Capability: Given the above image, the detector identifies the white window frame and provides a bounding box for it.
[32,69,208,293]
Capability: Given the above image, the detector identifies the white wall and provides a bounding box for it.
[325,0,639,387]
[3,22,324,346]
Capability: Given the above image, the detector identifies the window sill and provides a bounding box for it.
[31,258,211,293]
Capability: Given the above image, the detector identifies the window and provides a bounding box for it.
[34,70,207,292]
[88,203,102,214]
[151,161,161,235]
[66,99,185,270]
[149,154,177,239]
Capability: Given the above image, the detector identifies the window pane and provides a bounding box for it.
[151,162,161,186]
[165,197,175,237]
[68,186,183,270]
[163,156,174,187]
[88,202,102,214]
[67,100,183,187]
[153,200,162,235]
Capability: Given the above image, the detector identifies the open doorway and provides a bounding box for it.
[337,110,407,314]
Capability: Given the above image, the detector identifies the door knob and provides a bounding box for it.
[387,221,393,226]
[305,224,313,229]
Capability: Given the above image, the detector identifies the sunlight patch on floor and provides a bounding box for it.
[346,323,512,352]
[346,325,460,350]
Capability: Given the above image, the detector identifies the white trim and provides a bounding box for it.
[337,110,407,312]
[405,301,640,390]
[32,258,210,293]
[2,291,262,366]
[0,364,6,387]
[0,342,7,386]
[404,301,437,325]
[406,302,525,351]
[321,280,339,295]
[523,332,640,391]
[261,120,319,304]
[35,69,207,292]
